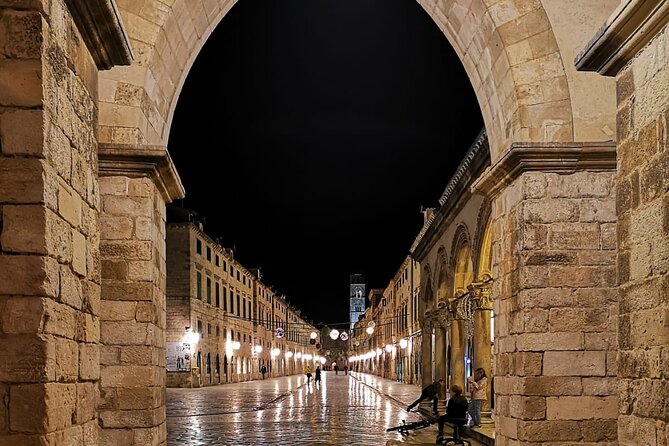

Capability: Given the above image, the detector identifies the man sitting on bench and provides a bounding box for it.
[436,384,469,444]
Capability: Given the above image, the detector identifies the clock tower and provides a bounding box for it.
[349,274,366,331]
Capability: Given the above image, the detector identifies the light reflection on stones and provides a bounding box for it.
[167,372,426,445]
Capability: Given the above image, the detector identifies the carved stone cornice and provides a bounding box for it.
[65,0,133,70]
[411,130,490,260]
[575,0,669,76]
[98,144,186,202]
[471,141,616,198]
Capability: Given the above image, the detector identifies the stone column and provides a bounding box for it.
[435,327,448,387]
[576,3,669,443]
[0,1,129,444]
[421,326,433,387]
[450,320,466,391]
[97,146,184,446]
[472,143,619,445]
[473,286,492,410]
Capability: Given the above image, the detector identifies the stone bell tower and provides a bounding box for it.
[349,274,366,331]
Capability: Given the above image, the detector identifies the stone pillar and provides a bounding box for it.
[472,143,619,445]
[97,147,183,446]
[435,327,448,388]
[473,309,492,409]
[0,0,129,443]
[450,320,466,391]
[614,26,669,446]
[576,3,669,443]
[421,326,433,387]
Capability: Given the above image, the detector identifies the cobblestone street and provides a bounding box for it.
[167,372,475,446]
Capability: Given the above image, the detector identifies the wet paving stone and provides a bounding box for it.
[167,372,432,446]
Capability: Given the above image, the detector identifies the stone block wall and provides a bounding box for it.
[166,225,191,342]
[0,1,101,444]
[99,175,167,446]
[615,24,669,445]
[492,170,619,445]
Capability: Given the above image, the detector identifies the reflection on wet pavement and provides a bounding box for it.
[167,372,427,445]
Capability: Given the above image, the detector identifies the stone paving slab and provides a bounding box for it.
[167,372,489,446]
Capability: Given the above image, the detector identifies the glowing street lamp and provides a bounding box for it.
[185,329,200,345]
[329,329,340,340]
[399,338,408,349]
[232,341,241,350]
[310,331,318,339]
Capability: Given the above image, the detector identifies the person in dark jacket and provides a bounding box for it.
[436,385,469,443]
[314,366,322,386]
[407,379,444,414]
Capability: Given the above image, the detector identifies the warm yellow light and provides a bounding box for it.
[185,329,200,345]
[399,338,408,349]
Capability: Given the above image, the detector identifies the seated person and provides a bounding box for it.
[436,385,469,443]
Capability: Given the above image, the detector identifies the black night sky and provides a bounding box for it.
[168,0,483,326]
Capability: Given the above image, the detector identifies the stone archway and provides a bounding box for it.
[99,0,619,159]
[0,1,632,445]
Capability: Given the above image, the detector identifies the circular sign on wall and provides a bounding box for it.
[275,327,284,338]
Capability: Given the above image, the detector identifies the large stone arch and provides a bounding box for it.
[0,1,634,445]
[100,0,618,160]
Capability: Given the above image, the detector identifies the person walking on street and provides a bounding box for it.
[407,378,444,415]
[314,365,322,386]
[305,365,312,384]
[260,365,267,380]
[344,364,348,375]
[333,362,339,375]
[468,368,488,428]
[436,385,469,443]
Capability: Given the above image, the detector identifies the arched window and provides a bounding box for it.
[454,243,473,293]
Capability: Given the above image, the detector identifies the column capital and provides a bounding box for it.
[575,0,669,76]
[64,0,133,70]
[98,144,185,202]
[468,276,494,311]
[471,141,616,198]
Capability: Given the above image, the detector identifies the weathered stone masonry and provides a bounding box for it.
[472,144,620,445]
[0,0,668,445]
[578,1,669,444]
[0,0,110,444]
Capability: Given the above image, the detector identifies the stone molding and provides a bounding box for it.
[575,0,669,76]
[98,144,185,202]
[64,0,133,70]
[471,141,617,198]
[410,130,490,259]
